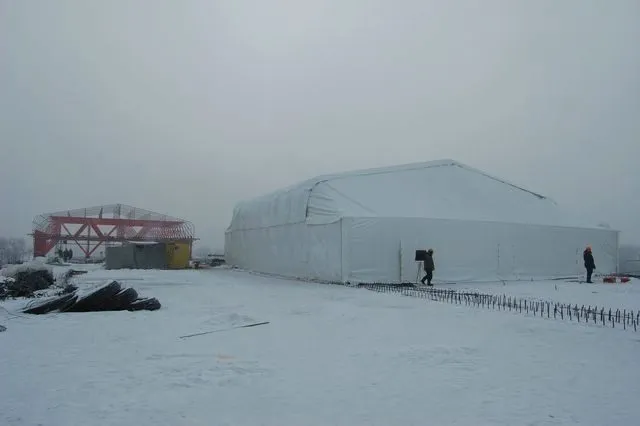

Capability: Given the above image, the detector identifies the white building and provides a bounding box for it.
[619,245,640,275]
[225,160,618,284]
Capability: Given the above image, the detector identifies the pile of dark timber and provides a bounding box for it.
[22,280,161,315]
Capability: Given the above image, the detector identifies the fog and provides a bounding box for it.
[1,0,638,251]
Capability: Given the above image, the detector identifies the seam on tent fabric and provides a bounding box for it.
[304,180,329,219]
[313,162,452,185]
[343,215,619,233]
[340,218,344,283]
[227,220,341,232]
[451,164,547,200]
[227,221,307,232]
[321,183,378,216]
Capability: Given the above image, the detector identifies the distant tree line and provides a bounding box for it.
[0,237,28,265]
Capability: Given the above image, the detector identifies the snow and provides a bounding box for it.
[71,279,118,300]
[2,266,640,425]
[0,276,15,284]
[0,259,52,278]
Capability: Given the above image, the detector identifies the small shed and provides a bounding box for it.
[105,241,190,270]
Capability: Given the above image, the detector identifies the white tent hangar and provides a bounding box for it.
[225,160,618,283]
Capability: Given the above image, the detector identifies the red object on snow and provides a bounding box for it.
[603,276,617,283]
[620,277,631,283]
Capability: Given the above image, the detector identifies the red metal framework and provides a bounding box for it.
[32,204,196,258]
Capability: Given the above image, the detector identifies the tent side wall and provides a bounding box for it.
[342,217,618,283]
[225,221,343,282]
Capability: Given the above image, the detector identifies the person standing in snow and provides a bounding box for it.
[583,246,596,283]
[421,248,435,286]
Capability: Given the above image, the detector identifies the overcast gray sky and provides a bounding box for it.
[1,0,639,251]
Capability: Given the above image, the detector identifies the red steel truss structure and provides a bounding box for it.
[32,204,195,258]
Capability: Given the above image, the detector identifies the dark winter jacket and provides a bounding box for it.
[424,253,435,272]
[583,250,595,270]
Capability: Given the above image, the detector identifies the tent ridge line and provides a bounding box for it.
[452,163,548,201]
[311,160,454,185]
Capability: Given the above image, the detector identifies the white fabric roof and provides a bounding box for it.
[228,160,599,231]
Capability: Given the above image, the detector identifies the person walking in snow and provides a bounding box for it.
[583,245,596,283]
[421,248,435,286]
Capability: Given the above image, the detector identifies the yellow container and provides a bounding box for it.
[166,242,191,269]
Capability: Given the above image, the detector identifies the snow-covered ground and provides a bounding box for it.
[2,266,640,425]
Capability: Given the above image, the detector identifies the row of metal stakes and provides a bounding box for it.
[360,284,638,332]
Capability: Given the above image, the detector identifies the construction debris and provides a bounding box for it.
[0,261,90,300]
[22,280,161,315]
[0,261,161,314]
[179,321,270,339]
[1,260,55,299]
[23,292,77,315]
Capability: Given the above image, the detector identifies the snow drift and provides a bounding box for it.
[1,259,53,279]
[0,260,55,299]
